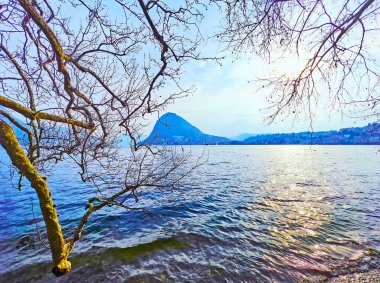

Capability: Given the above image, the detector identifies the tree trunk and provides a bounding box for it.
[0,119,71,276]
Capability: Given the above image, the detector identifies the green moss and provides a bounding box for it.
[368,247,380,256]
[0,119,69,275]
[71,237,185,267]
[207,264,225,277]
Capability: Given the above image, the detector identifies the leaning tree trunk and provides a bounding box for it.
[0,119,71,276]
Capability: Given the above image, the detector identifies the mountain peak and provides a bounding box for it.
[142,113,230,145]
[161,112,179,117]
[157,112,195,127]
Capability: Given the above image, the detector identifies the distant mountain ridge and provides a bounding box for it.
[243,123,380,145]
[141,113,380,145]
[230,133,258,141]
[142,113,230,145]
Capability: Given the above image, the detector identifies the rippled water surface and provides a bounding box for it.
[0,145,379,282]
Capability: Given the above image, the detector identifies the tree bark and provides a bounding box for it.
[0,119,71,276]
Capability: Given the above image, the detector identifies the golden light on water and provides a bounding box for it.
[240,146,378,280]
[252,147,336,245]
[244,147,340,278]
[250,182,335,247]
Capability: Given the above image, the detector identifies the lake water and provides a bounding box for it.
[0,145,379,282]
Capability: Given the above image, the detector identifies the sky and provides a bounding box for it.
[4,1,378,139]
[140,3,380,138]
[161,52,375,138]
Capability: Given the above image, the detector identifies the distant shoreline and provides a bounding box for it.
[142,113,380,146]
[144,143,380,146]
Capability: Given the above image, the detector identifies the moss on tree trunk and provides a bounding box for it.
[0,119,71,276]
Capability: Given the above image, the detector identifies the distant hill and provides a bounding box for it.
[142,113,230,145]
[230,133,257,141]
[243,123,380,145]
[138,113,380,145]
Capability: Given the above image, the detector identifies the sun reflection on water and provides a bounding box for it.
[245,148,342,279]
[250,173,336,243]
[240,146,379,281]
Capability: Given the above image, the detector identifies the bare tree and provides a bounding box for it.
[2,0,378,278]
[214,0,380,123]
[0,0,207,276]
